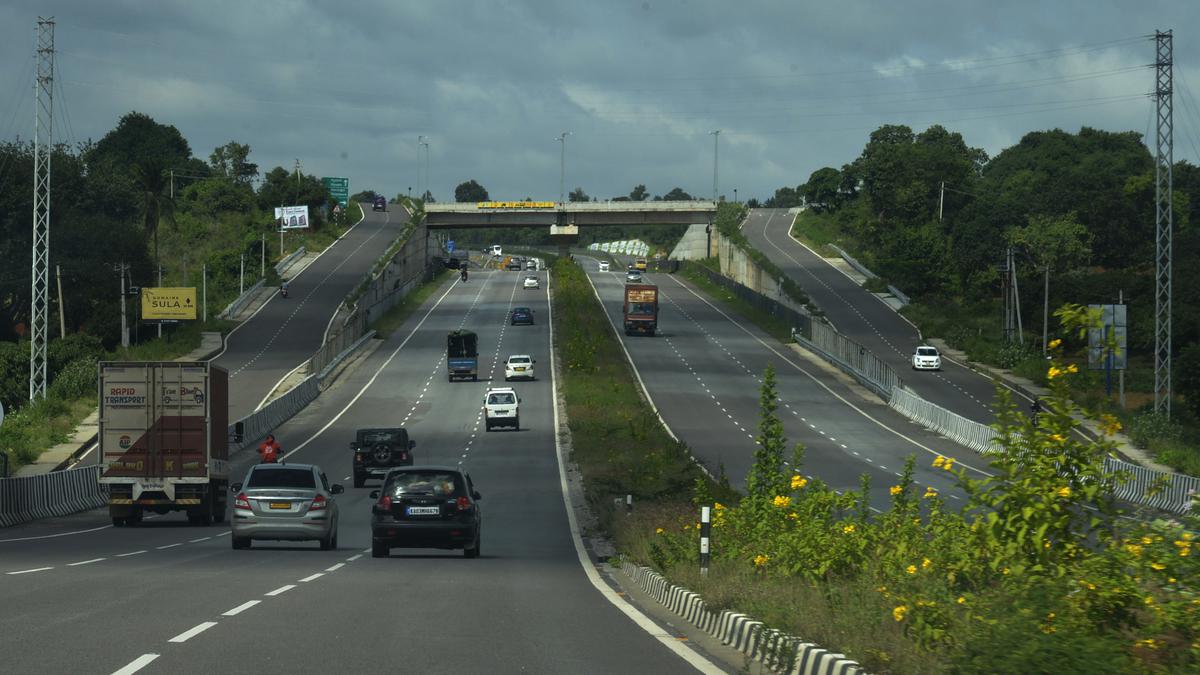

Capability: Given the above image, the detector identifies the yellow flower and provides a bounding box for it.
[1134,638,1161,650]
[842,524,856,534]
[714,502,726,511]
[1087,582,1097,590]
[787,512,799,520]
[906,564,917,575]
[772,495,792,508]
[1101,414,1123,435]
[1144,596,1155,606]
[889,485,903,496]
[921,558,932,569]
[1048,366,1063,380]
[1002,567,1011,575]
[1049,434,1066,443]
[1150,562,1165,571]
[1141,536,1153,545]
[682,523,691,530]
[1181,548,1191,557]
[1056,486,1071,498]
[923,487,938,499]
[790,475,808,490]
[1048,338,1062,349]
[876,585,888,594]
[753,554,769,567]
[1066,364,1079,374]
[1125,544,1143,557]
[932,456,946,468]
[655,527,664,535]
[892,605,908,622]
[956,596,966,605]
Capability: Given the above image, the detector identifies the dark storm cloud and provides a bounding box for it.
[1,0,1197,202]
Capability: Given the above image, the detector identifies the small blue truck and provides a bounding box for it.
[447,330,478,382]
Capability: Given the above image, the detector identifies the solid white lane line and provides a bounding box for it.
[298,573,324,582]
[222,600,261,616]
[156,543,181,550]
[265,584,295,596]
[6,566,53,575]
[347,554,363,561]
[115,550,147,557]
[168,621,217,643]
[325,563,345,572]
[222,598,259,614]
[215,531,231,537]
[111,653,159,675]
[189,537,210,543]
[68,558,105,566]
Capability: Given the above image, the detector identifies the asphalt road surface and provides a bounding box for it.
[0,266,716,674]
[740,208,1032,425]
[583,257,990,513]
[213,204,408,416]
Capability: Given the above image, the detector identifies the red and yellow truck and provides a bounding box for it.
[99,362,229,526]
[623,283,659,336]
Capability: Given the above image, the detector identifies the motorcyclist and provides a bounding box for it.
[280,281,289,298]
[258,433,282,463]
[460,268,468,282]
[1030,398,1044,424]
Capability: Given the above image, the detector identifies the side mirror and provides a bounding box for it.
[472,491,482,501]
[330,485,344,495]
[409,440,416,449]
[369,490,380,499]
[230,482,242,492]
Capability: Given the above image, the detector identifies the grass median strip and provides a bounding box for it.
[372,269,454,338]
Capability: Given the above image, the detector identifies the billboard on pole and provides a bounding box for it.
[274,205,310,230]
[1088,304,1127,370]
[322,177,349,207]
[141,287,197,321]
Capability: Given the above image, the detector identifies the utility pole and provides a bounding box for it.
[55,264,65,338]
[261,232,265,278]
[710,130,721,202]
[1154,30,1174,417]
[202,264,207,323]
[556,132,571,203]
[157,265,163,338]
[29,17,54,400]
[938,181,945,221]
[239,254,245,295]
[170,169,174,199]
[115,262,129,348]
[421,139,430,201]
[416,136,425,201]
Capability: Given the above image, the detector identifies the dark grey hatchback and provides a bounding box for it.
[370,466,482,558]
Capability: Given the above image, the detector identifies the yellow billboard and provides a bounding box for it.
[141,287,197,320]
[476,201,556,209]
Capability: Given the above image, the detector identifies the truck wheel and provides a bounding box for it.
[472,375,478,382]
[111,517,126,527]
[372,541,389,558]
[128,508,143,526]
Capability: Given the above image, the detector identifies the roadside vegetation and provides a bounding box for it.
[553,264,1200,672]
[771,124,1200,476]
[677,260,794,343]
[371,269,454,339]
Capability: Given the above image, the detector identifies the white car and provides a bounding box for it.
[504,355,535,381]
[483,387,520,431]
[912,345,942,371]
[523,275,539,289]
[599,261,610,272]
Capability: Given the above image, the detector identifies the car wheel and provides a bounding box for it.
[232,536,251,550]
[464,533,480,558]
[513,416,520,430]
[371,541,389,558]
[354,474,365,489]
[320,529,335,551]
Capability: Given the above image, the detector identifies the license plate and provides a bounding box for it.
[514,367,525,372]
[407,506,440,516]
[269,502,290,510]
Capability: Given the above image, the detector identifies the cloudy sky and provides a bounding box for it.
[1,0,1198,203]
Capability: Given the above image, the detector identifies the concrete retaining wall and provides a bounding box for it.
[668,224,712,260]
[0,466,107,527]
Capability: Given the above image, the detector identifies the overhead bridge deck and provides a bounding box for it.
[423,200,717,229]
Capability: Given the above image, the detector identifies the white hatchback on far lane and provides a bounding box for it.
[504,355,535,381]
[912,345,942,371]
[523,275,539,289]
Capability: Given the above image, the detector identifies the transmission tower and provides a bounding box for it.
[29,17,54,401]
[1154,30,1173,416]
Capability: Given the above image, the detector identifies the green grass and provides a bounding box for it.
[790,202,869,257]
[372,269,455,338]
[290,202,363,254]
[677,263,795,343]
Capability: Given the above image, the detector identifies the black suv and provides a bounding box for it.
[370,466,482,558]
[351,428,416,488]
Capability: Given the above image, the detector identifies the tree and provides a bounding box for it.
[801,167,841,212]
[258,166,334,229]
[661,187,693,201]
[568,187,589,202]
[454,180,489,203]
[763,186,801,208]
[629,184,649,201]
[208,141,258,185]
[1010,213,1093,352]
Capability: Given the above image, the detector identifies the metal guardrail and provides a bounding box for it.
[888,284,911,306]
[685,262,812,335]
[889,386,997,454]
[0,465,108,527]
[218,278,266,319]
[275,246,307,275]
[228,375,320,452]
[829,244,878,280]
[795,321,902,401]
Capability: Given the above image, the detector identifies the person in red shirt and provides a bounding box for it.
[258,433,282,463]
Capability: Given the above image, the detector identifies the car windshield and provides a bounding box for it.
[514,308,531,314]
[509,357,530,364]
[361,430,402,444]
[248,468,315,489]
[917,347,938,356]
[488,393,516,405]
[385,471,463,497]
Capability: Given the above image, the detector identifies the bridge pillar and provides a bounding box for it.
[550,221,579,262]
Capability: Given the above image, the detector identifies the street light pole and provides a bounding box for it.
[416,135,425,200]
[557,131,571,204]
[710,130,721,201]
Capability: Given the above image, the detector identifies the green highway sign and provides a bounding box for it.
[322,176,349,207]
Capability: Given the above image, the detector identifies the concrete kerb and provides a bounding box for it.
[620,560,867,675]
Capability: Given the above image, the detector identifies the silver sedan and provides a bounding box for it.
[231,463,342,550]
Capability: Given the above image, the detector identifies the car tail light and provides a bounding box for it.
[377,494,393,510]
[309,494,327,511]
[234,493,250,510]
[456,496,471,512]
[354,453,365,464]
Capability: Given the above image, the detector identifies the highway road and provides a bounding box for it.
[583,259,991,513]
[213,204,409,416]
[0,266,716,674]
[740,208,1029,425]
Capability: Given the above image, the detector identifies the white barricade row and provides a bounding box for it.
[0,465,107,527]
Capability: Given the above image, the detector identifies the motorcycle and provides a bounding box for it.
[280,283,289,299]
[460,269,468,283]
